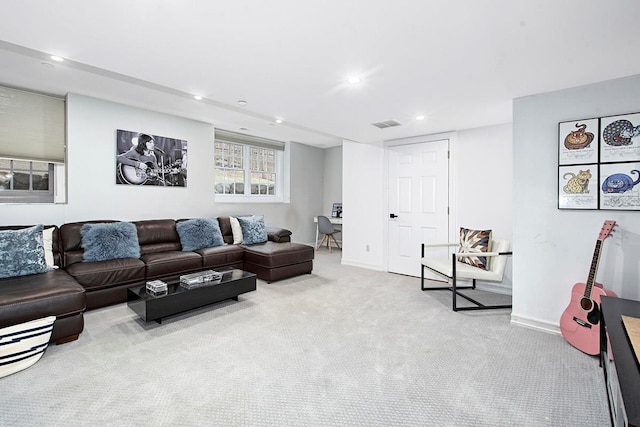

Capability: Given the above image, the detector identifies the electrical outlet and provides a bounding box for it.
[365,245,370,252]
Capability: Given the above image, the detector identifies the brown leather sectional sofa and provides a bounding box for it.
[0,217,314,345]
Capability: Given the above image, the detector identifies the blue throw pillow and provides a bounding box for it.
[0,224,49,279]
[176,218,224,251]
[80,222,140,262]
[237,215,268,245]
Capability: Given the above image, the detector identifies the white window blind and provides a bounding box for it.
[0,85,65,163]
[214,129,285,151]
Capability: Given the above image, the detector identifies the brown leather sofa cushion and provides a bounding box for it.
[135,219,181,254]
[141,251,202,280]
[65,258,146,291]
[198,245,245,269]
[0,269,85,329]
[216,216,234,244]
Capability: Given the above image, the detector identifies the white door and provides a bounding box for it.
[388,139,450,277]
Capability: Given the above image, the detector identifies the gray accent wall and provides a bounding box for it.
[513,73,640,331]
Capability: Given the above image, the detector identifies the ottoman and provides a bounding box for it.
[242,241,314,283]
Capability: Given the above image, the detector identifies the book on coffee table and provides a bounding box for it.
[146,280,168,296]
[180,270,222,289]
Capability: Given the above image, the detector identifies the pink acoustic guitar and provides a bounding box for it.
[560,220,618,355]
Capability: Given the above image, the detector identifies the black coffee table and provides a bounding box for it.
[127,269,256,323]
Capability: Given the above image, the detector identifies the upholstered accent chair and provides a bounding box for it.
[421,238,512,311]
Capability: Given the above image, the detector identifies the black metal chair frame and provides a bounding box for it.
[420,243,513,312]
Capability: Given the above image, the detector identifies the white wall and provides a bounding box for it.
[455,124,514,291]
[65,93,214,222]
[513,74,640,332]
[0,93,325,243]
[455,124,513,242]
[342,140,386,270]
[342,124,513,277]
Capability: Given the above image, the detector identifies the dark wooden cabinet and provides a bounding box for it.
[600,296,640,427]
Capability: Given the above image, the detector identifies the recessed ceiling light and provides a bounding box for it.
[50,55,64,62]
[416,115,425,121]
[347,76,362,84]
[275,118,283,124]
[193,95,203,100]
[237,100,248,106]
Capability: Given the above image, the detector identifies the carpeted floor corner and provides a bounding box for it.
[0,250,609,426]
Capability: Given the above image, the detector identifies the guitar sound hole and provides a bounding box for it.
[587,302,600,325]
[580,297,593,311]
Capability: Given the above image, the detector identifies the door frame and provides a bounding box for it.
[383,131,458,273]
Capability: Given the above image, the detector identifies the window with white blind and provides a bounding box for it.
[0,85,66,204]
[214,130,286,202]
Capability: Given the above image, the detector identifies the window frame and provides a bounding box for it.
[0,158,56,204]
[214,131,286,203]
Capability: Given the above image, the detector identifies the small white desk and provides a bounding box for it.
[314,216,343,248]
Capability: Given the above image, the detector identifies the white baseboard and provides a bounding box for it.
[340,259,385,271]
[510,315,560,335]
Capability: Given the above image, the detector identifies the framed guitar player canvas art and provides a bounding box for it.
[115,129,188,187]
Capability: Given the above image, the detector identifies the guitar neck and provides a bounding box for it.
[584,239,603,297]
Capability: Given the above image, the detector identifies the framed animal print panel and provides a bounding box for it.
[600,112,640,163]
[558,165,598,209]
[558,112,640,211]
[599,162,640,210]
[559,118,598,166]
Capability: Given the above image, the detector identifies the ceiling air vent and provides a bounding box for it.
[371,120,402,129]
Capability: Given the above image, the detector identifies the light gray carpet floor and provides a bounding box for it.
[0,250,609,426]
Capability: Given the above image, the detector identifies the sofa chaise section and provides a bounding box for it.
[242,241,314,283]
[0,225,86,344]
[0,269,86,344]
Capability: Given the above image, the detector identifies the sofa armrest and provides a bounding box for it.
[266,227,292,243]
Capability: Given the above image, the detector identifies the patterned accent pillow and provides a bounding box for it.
[80,222,141,262]
[177,218,224,251]
[0,224,49,279]
[237,215,268,245]
[457,227,492,270]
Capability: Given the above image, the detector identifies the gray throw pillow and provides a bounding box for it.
[80,222,141,262]
[237,215,268,245]
[177,218,224,251]
[0,224,49,279]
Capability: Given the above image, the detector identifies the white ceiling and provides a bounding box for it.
[1,0,639,148]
